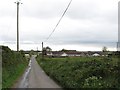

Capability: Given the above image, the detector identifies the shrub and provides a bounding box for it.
[2,46,28,88]
[37,56,120,89]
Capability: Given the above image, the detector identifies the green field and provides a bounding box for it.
[37,56,120,89]
[2,46,28,88]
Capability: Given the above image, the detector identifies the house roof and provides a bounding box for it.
[52,51,64,55]
[92,53,100,56]
[46,51,106,56]
[65,51,81,55]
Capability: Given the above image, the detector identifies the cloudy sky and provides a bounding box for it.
[0,0,119,51]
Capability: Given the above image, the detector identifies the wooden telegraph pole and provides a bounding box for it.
[42,42,44,60]
[15,0,22,52]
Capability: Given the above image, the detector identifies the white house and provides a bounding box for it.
[46,52,53,56]
[61,52,68,57]
[92,53,100,57]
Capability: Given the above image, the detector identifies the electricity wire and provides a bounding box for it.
[44,0,72,42]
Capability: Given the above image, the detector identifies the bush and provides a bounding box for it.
[37,56,120,89]
[2,46,28,88]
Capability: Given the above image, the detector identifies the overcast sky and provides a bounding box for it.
[0,0,119,51]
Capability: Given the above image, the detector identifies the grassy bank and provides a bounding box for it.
[2,46,28,88]
[37,56,120,89]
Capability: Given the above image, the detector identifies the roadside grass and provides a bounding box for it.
[0,72,1,89]
[37,55,120,89]
[2,64,27,88]
[2,46,28,88]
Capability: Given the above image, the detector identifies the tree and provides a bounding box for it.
[20,50,25,56]
[61,49,67,52]
[30,49,34,56]
[42,46,52,55]
[102,46,107,52]
[46,46,52,52]
[102,46,108,56]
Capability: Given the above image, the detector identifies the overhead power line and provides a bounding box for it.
[44,0,72,42]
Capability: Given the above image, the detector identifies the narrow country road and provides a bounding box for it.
[13,55,62,88]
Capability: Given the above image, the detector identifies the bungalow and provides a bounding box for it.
[92,53,100,57]
[46,50,83,57]
[47,51,66,57]
[46,52,52,56]
[66,51,81,57]
[61,52,68,57]
[52,51,63,57]
[46,50,104,57]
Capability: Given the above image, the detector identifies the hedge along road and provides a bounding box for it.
[13,55,62,88]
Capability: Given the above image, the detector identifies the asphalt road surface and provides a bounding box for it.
[13,55,62,88]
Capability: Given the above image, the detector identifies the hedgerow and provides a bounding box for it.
[37,56,120,89]
[2,46,28,88]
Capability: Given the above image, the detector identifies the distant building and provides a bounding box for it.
[46,50,106,57]
[51,51,64,57]
[65,51,81,57]
[46,50,85,57]
[92,53,100,57]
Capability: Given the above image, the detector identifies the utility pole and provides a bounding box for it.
[37,47,38,56]
[118,2,120,52]
[42,42,44,60]
[117,42,120,51]
[117,42,118,51]
[15,0,22,52]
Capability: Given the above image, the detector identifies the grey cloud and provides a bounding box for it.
[21,0,69,19]
[0,0,118,51]
[47,38,117,49]
[66,1,99,19]
[0,35,16,42]
[50,23,117,42]
[66,0,117,25]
